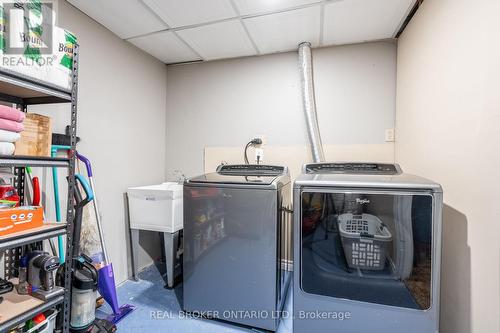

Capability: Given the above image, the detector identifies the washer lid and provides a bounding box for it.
[188,173,279,185]
[217,164,287,176]
[304,162,401,175]
[188,164,289,186]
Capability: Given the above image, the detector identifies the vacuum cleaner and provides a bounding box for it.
[70,254,115,333]
[59,173,116,333]
[26,250,64,301]
[76,152,135,324]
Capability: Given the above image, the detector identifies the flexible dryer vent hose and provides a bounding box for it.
[298,42,325,163]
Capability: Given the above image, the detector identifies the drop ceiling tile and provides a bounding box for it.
[68,0,167,39]
[323,0,416,45]
[233,0,321,16]
[244,6,321,54]
[176,20,257,60]
[141,0,236,28]
[128,31,201,64]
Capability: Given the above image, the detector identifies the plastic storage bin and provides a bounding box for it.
[127,182,183,233]
[338,213,392,270]
[26,309,58,333]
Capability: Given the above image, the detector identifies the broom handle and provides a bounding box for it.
[76,152,109,264]
[89,177,108,264]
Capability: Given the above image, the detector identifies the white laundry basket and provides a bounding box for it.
[338,213,392,270]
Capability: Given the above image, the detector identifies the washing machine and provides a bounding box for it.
[293,162,443,333]
[183,164,292,331]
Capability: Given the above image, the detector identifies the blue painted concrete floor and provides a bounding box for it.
[96,264,293,333]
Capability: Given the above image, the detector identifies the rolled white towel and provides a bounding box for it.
[0,129,21,143]
[0,142,15,155]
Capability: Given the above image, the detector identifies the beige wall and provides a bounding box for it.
[396,0,500,332]
[166,41,397,179]
[32,0,168,283]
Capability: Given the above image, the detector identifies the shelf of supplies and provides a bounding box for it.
[0,223,67,251]
[0,155,70,168]
[0,43,77,333]
[0,68,71,105]
[0,288,64,332]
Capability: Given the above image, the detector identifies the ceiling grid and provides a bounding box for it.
[68,0,416,64]
[228,0,262,56]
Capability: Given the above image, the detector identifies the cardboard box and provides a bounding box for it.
[14,113,52,157]
[0,206,43,236]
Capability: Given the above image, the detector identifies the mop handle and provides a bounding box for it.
[76,152,109,264]
[76,152,92,177]
[75,174,94,202]
[51,145,71,263]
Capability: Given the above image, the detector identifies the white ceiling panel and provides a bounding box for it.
[128,31,201,64]
[244,7,321,54]
[141,0,237,28]
[323,0,415,45]
[68,0,167,39]
[177,20,257,60]
[233,0,321,16]
[70,0,415,64]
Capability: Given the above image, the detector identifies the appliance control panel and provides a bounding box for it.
[304,163,401,175]
[217,164,287,176]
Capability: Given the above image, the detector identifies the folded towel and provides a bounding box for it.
[0,105,25,122]
[0,118,24,133]
[0,129,21,143]
[0,142,15,155]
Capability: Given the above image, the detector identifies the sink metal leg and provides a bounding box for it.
[130,228,140,281]
[164,231,179,288]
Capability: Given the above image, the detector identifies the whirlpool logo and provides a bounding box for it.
[356,198,370,204]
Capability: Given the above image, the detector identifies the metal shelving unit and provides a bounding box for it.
[0,295,64,332]
[0,155,70,168]
[0,44,79,333]
[0,223,67,252]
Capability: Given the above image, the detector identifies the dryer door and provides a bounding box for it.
[300,190,435,310]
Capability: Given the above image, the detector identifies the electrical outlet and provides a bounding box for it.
[255,148,264,163]
[385,128,395,142]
